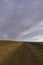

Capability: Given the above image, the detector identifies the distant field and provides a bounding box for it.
[0,41,43,65]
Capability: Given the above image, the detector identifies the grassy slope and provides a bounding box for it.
[0,41,22,65]
[27,43,43,65]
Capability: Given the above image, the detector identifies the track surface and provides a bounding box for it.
[8,44,36,65]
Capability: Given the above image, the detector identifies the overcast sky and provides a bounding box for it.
[0,0,43,42]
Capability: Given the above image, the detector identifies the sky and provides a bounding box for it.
[0,0,43,42]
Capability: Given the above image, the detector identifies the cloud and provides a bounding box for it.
[0,33,8,40]
[29,35,43,42]
[17,20,43,41]
[0,0,43,41]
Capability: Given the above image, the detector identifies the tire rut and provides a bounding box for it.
[26,45,36,65]
[8,44,36,65]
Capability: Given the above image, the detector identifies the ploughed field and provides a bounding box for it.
[0,41,43,65]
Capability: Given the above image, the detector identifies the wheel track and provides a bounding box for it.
[26,44,36,65]
[8,44,22,65]
[8,43,36,65]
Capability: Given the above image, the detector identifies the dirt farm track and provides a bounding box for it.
[0,41,43,65]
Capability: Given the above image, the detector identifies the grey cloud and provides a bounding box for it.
[17,20,43,41]
[0,0,43,41]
